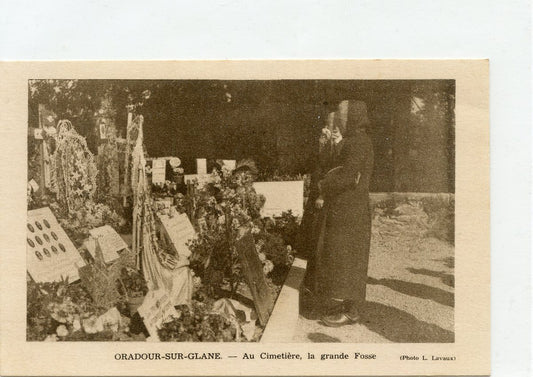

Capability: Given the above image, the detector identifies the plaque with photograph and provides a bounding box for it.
[26,207,85,283]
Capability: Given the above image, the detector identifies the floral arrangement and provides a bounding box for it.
[51,120,98,213]
[183,168,266,296]
[49,200,126,247]
[262,210,300,249]
[27,280,131,341]
[158,302,237,342]
[25,119,130,248]
[180,167,298,300]
[254,231,294,271]
[251,217,296,287]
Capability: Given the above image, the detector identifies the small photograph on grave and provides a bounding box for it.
[26,79,455,343]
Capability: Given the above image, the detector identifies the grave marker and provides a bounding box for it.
[196,158,207,174]
[252,181,304,217]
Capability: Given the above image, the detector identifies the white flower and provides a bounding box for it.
[255,239,265,251]
[193,276,202,289]
[169,157,181,167]
[286,245,292,252]
[44,334,58,342]
[49,302,75,324]
[82,315,104,334]
[263,260,274,275]
[56,325,69,337]
[258,252,266,262]
[72,317,82,331]
[99,307,122,333]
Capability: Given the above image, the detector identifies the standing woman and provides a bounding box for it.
[300,111,336,290]
[315,100,374,327]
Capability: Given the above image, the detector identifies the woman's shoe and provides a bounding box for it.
[320,312,359,327]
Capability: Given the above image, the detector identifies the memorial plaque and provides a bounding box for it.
[151,158,166,185]
[235,228,274,326]
[26,207,86,283]
[157,212,195,260]
[252,181,304,217]
[137,289,179,340]
[86,225,127,264]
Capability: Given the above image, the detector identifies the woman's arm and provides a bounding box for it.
[319,140,367,198]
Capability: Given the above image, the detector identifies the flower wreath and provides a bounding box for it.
[51,120,97,213]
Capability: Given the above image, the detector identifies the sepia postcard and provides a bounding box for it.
[0,60,489,376]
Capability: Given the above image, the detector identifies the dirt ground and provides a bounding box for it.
[293,201,454,343]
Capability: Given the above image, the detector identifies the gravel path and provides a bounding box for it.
[293,202,454,343]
